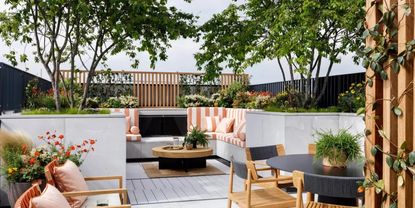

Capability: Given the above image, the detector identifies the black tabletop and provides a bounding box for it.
[266,154,364,177]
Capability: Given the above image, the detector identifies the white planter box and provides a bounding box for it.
[246,111,365,154]
[0,113,126,197]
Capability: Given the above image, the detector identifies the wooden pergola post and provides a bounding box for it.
[365,0,415,207]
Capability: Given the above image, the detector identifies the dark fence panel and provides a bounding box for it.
[0,63,51,113]
[249,72,365,107]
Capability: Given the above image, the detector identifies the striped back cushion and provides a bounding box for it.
[187,107,227,131]
[201,116,222,132]
[111,108,140,133]
[226,108,254,130]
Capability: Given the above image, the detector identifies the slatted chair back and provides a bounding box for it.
[44,159,59,186]
[14,184,41,208]
[245,144,285,161]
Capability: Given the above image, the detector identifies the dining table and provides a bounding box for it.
[266,154,365,206]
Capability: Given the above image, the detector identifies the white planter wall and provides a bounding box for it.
[0,114,126,196]
[246,112,365,154]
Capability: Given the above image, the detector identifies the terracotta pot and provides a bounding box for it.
[185,144,193,150]
[7,182,31,207]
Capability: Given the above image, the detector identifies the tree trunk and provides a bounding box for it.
[79,71,94,111]
[315,60,334,105]
[277,58,287,83]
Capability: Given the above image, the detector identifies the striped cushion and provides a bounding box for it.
[187,107,227,130]
[112,108,141,142]
[215,118,235,133]
[201,116,221,132]
[125,116,131,134]
[233,120,246,141]
[204,132,220,140]
[216,133,246,148]
[226,108,255,131]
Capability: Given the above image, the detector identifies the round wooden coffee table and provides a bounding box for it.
[152,146,213,171]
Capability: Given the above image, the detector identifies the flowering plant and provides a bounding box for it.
[0,130,96,183]
[338,82,365,112]
[37,131,96,166]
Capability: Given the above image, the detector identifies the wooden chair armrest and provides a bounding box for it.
[255,167,273,171]
[84,176,123,189]
[84,175,123,181]
[252,177,287,184]
[62,188,127,197]
[252,161,269,167]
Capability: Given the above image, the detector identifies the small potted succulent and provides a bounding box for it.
[183,127,208,150]
[314,129,362,168]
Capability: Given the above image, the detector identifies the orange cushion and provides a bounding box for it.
[125,116,131,134]
[30,184,71,208]
[215,118,235,133]
[54,160,88,208]
[233,120,246,141]
[201,116,221,132]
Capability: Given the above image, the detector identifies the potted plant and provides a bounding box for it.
[314,129,362,168]
[0,131,42,207]
[0,130,97,207]
[183,127,208,150]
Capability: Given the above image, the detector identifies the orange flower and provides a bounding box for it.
[54,141,60,146]
[65,151,71,157]
[58,134,64,139]
[70,145,75,150]
[29,158,36,165]
[34,151,40,157]
[357,186,365,193]
[89,139,96,145]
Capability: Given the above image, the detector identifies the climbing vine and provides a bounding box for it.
[359,1,415,207]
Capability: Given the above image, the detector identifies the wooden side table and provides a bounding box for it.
[152,146,213,171]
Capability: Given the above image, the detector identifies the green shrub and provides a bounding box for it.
[314,129,362,164]
[217,82,247,107]
[338,82,365,112]
[177,94,212,108]
[101,96,139,108]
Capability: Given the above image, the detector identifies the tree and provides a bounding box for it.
[195,0,365,107]
[0,0,197,111]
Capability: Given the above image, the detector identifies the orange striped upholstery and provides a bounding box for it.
[111,108,141,142]
[14,184,41,208]
[226,108,255,131]
[187,107,227,130]
[216,133,246,148]
[44,159,59,186]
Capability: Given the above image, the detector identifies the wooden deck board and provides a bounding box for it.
[126,159,244,205]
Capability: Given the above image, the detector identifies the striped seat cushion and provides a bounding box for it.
[187,107,227,130]
[216,133,246,148]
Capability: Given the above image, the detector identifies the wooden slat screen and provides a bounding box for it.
[365,0,414,207]
[61,70,248,108]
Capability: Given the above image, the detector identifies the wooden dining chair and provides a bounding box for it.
[45,159,131,208]
[293,171,363,208]
[14,184,42,208]
[227,158,296,208]
[245,144,293,188]
[308,144,316,155]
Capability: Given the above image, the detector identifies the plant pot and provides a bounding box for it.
[321,148,348,168]
[7,182,32,207]
[185,144,193,150]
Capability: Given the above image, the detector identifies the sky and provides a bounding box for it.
[0,0,364,84]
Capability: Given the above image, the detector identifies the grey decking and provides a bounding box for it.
[126,160,245,206]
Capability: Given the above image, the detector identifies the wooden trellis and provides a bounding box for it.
[365,0,414,207]
[61,70,249,108]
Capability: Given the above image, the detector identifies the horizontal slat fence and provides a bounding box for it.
[61,70,248,108]
[250,72,365,107]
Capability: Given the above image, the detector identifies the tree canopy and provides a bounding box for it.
[0,0,197,110]
[195,0,365,107]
